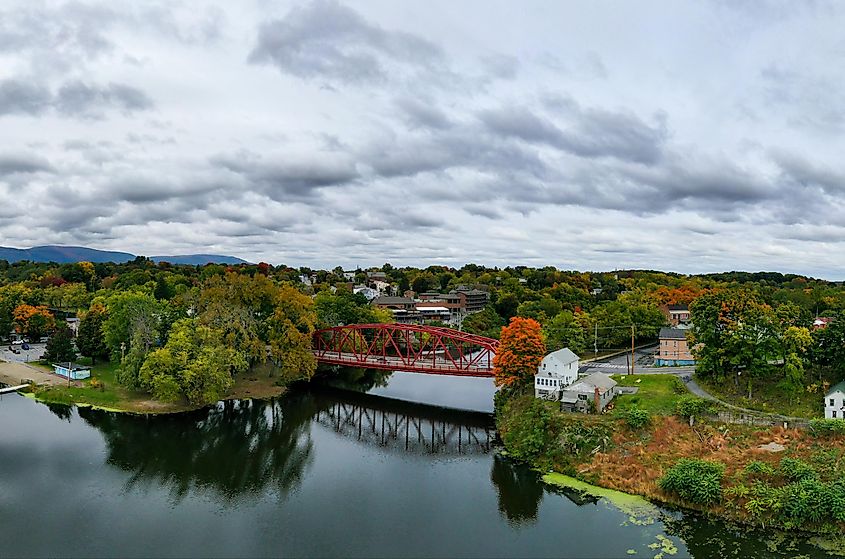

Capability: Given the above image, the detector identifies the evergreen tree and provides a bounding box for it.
[44,325,77,363]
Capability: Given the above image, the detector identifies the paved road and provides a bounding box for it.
[0,343,46,364]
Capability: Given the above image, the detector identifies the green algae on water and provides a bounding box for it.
[542,473,658,526]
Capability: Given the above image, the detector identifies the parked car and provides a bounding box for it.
[21,342,30,350]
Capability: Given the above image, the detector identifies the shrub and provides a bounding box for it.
[500,398,556,462]
[88,379,104,391]
[671,376,687,394]
[779,457,818,482]
[780,478,845,525]
[624,406,651,430]
[674,396,711,421]
[659,459,724,506]
[808,419,845,437]
[744,460,775,477]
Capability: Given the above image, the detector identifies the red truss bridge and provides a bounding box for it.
[312,323,499,377]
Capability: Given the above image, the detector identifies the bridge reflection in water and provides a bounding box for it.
[313,389,495,455]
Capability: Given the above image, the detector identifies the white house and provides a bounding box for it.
[534,348,580,401]
[825,381,845,419]
[353,285,380,301]
[560,373,618,413]
[372,280,392,294]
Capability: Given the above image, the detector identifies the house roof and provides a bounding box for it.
[52,362,91,371]
[543,347,579,365]
[372,296,414,305]
[659,327,688,340]
[826,381,845,397]
[667,304,689,311]
[566,372,617,393]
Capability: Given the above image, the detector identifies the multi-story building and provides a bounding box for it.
[655,327,696,366]
[660,304,691,326]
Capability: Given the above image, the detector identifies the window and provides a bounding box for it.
[834,411,838,418]
[831,398,835,407]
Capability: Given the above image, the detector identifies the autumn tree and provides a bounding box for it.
[267,284,317,382]
[13,304,55,339]
[492,317,546,388]
[0,284,32,339]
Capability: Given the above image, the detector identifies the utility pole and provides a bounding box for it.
[630,324,635,376]
[594,323,598,356]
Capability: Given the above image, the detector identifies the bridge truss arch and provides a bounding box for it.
[312,323,499,377]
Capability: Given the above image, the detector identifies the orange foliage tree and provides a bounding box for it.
[492,317,546,388]
[13,304,55,338]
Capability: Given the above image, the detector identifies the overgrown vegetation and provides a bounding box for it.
[658,459,725,506]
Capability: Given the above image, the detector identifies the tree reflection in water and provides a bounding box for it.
[489,454,544,525]
[78,394,323,504]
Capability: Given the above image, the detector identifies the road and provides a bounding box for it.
[580,344,695,376]
[0,343,46,364]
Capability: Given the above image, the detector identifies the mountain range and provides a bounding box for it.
[0,245,249,265]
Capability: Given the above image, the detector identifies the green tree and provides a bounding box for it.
[139,318,247,405]
[44,324,77,362]
[543,310,587,354]
[76,303,109,365]
[689,290,779,394]
[516,297,562,325]
[462,306,505,339]
[314,290,379,327]
[102,291,161,361]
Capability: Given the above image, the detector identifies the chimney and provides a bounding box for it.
[594,386,601,414]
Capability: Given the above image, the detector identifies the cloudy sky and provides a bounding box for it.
[2,1,844,277]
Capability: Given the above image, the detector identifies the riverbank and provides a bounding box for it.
[3,359,287,414]
[497,377,845,537]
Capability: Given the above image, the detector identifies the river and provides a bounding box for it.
[0,371,839,558]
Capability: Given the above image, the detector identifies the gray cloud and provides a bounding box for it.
[0,80,52,115]
[0,0,844,276]
[0,78,153,119]
[55,81,154,118]
[249,0,443,85]
[478,103,667,164]
[213,151,359,201]
[0,153,53,175]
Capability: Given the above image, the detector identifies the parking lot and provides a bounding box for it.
[1,342,47,364]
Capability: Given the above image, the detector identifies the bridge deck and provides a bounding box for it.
[312,351,493,377]
[0,384,29,395]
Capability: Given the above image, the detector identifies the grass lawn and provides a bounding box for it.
[695,375,824,419]
[31,358,287,413]
[609,374,688,416]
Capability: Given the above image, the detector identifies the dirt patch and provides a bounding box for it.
[0,361,67,387]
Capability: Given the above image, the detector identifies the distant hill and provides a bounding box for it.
[149,254,248,265]
[0,245,248,265]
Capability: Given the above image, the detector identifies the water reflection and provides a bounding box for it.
[75,387,497,505]
[78,395,318,503]
[490,455,544,525]
[313,388,494,455]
